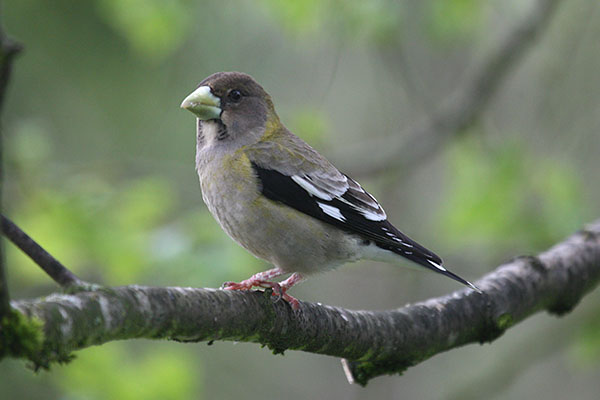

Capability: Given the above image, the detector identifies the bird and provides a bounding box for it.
[180,71,480,310]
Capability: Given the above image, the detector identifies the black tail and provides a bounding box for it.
[375,226,481,293]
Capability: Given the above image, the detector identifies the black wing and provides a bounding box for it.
[252,162,478,290]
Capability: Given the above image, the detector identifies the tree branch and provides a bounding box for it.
[5,218,600,385]
[351,0,562,176]
[0,18,24,319]
[1,215,87,288]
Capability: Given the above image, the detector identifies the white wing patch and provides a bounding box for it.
[317,202,346,222]
[292,175,339,200]
[336,193,387,221]
[342,177,387,221]
[291,173,386,221]
[427,259,447,272]
[359,207,386,221]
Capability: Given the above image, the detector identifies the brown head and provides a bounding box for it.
[181,72,278,147]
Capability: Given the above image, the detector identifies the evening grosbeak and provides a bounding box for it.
[181,72,480,309]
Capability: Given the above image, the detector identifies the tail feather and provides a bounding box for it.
[421,259,482,293]
[374,226,481,293]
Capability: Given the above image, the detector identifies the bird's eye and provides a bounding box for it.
[228,89,242,103]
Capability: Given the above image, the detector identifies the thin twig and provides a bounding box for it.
[0,31,22,110]
[1,215,85,288]
[0,27,24,318]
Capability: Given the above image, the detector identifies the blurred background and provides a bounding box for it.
[2,0,600,399]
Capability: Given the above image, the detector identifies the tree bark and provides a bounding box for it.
[5,219,600,385]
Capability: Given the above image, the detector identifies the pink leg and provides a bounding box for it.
[276,273,304,310]
[280,273,303,290]
[222,269,304,310]
[222,267,285,291]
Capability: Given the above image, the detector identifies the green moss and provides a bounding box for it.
[0,309,44,360]
[496,313,514,330]
[348,359,410,387]
[0,309,77,370]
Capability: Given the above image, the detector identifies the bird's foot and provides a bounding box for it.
[271,273,303,310]
[221,278,281,291]
[269,284,300,311]
[221,270,303,311]
[221,267,285,290]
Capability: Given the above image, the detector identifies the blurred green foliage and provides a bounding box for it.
[259,0,402,45]
[3,0,600,399]
[427,0,483,44]
[439,136,590,254]
[6,118,262,288]
[95,0,192,60]
[287,107,331,148]
[570,308,600,367]
[259,0,484,46]
[57,342,200,400]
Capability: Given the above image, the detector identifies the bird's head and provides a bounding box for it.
[181,72,278,147]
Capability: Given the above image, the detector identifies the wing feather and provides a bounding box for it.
[244,132,479,291]
[251,162,441,265]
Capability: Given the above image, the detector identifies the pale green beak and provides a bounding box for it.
[180,86,222,120]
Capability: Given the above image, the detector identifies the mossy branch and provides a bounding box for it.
[3,219,600,385]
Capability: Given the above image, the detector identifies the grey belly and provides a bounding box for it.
[204,188,362,274]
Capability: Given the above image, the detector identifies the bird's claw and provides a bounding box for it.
[221,281,250,290]
[272,286,300,310]
[221,281,234,290]
[221,279,300,310]
[283,293,300,311]
[221,278,281,292]
[270,283,283,303]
